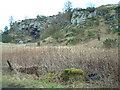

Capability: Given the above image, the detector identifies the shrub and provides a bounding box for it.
[37,42,40,46]
[60,68,84,82]
[114,5,120,13]
[106,29,112,34]
[112,28,120,33]
[103,38,117,48]
[52,31,64,40]
[66,37,81,45]
[106,28,119,34]
[91,17,97,20]
[87,30,96,39]
[87,7,95,13]
[65,32,76,38]
[43,73,56,79]
[2,34,13,43]
[95,19,99,25]
[36,15,47,21]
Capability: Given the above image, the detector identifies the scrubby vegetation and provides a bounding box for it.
[2,34,13,43]
[37,42,40,46]
[2,38,118,88]
[103,38,117,48]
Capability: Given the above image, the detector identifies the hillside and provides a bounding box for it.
[1,3,119,88]
[2,4,119,45]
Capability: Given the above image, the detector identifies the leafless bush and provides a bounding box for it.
[2,44,118,87]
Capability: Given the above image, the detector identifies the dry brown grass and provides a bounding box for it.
[1,39,118,87]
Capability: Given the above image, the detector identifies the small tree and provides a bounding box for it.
[63,1,72,12]
[36,15,46,21]
[63,1,73,23]
[37,42,40,46]
[4,26,8,32]
[9,16,14,27]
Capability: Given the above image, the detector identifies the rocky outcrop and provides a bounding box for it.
[9,4,118,43]
[12,19,44,39]
[11,14,67,40]
[15,39,32,44]
[71,9,114,25]
[71,10,97,24]
[71,4,118,25]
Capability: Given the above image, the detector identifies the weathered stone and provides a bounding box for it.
[71,10,97,24]
[18,40,23,44]
[87,72,101,80]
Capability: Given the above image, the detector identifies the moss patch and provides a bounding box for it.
[61,68,84,82]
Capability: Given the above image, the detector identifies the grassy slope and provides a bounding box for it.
[39,4,118,45]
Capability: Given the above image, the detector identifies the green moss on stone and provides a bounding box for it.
[61,68,84,82]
